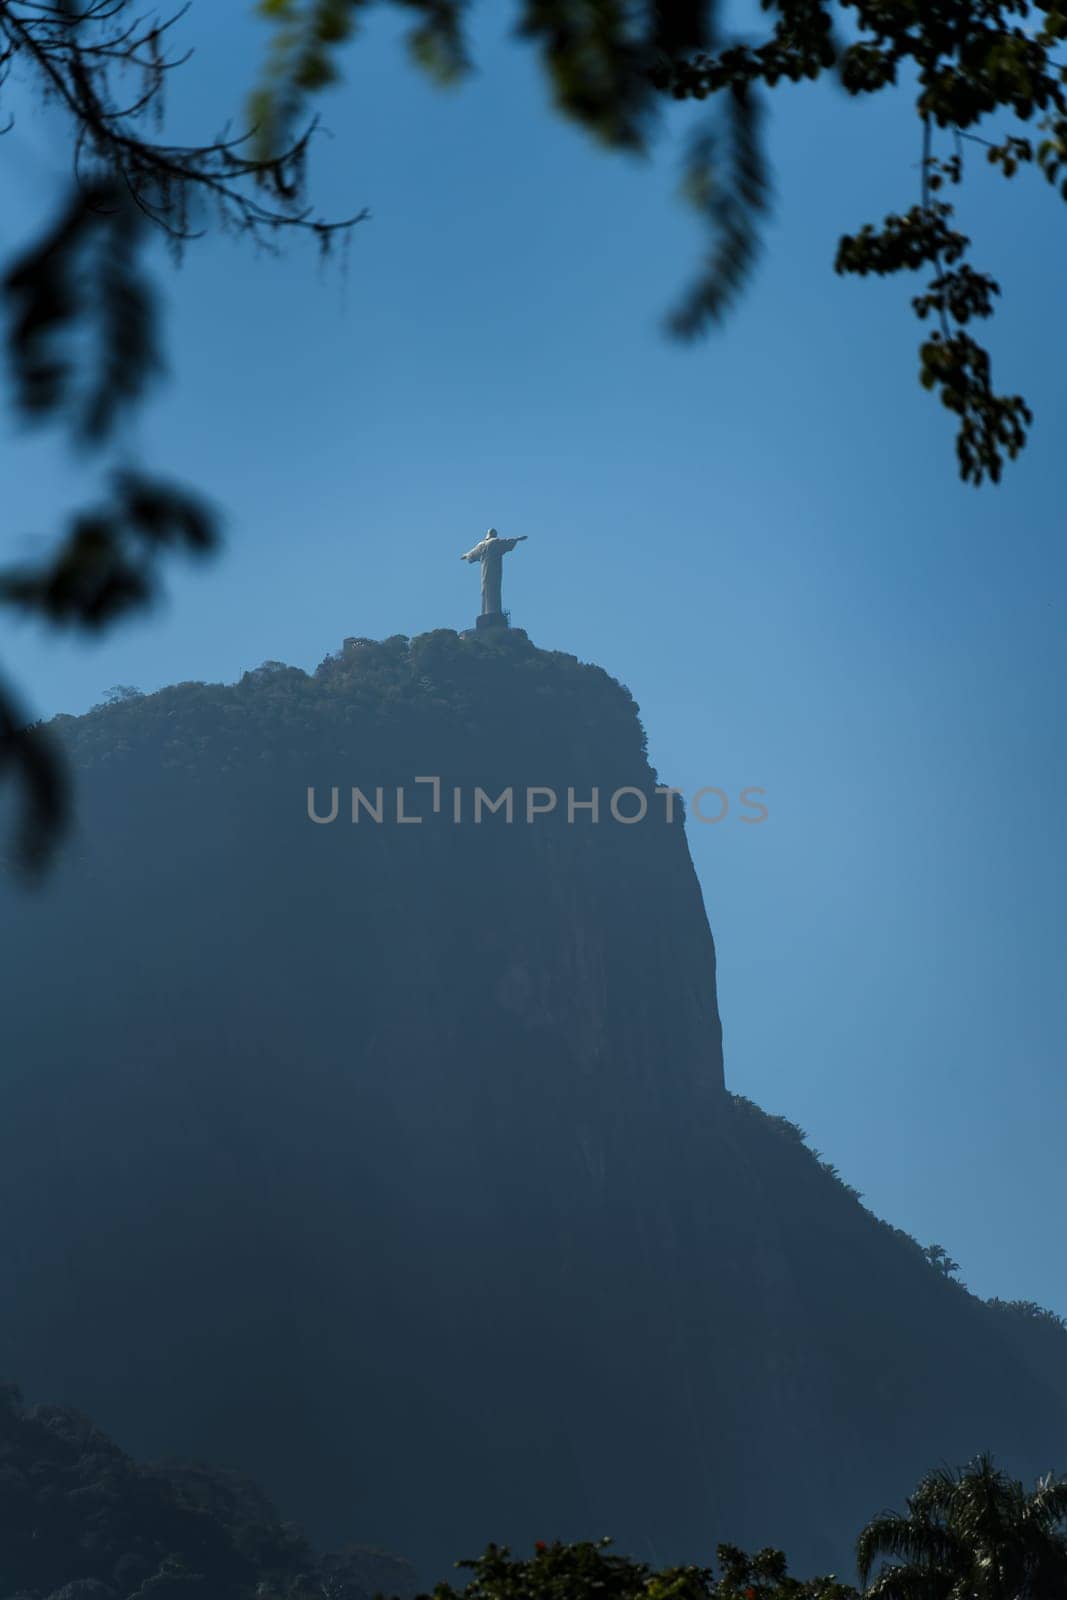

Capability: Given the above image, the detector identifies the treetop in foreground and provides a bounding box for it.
[418,1539,857,1600]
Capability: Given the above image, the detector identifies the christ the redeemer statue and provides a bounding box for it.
[460,527,527,623]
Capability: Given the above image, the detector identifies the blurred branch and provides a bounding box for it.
[0,675,68,879]
[0,1,365,876]
[667,81,770,338]
[3,177,160,443]
[1,469,219,630]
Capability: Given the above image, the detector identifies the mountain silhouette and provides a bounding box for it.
[1,628,1063,1583]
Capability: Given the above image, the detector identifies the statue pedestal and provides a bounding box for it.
[475,611,508,631]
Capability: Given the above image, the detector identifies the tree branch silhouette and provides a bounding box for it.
[0,0,365,875]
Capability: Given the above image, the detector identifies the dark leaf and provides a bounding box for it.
[667,81,770,338]
[0,475,220,631]
[0,679,69,878]
[3,179,162,446]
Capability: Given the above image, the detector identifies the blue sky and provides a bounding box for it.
[2,5,1065,1315]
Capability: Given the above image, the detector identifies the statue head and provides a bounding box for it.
[486,527,498,539]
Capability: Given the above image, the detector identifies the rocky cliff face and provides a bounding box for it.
[0,629,1064,1584]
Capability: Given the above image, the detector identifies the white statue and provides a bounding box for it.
[460,527,527,617]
